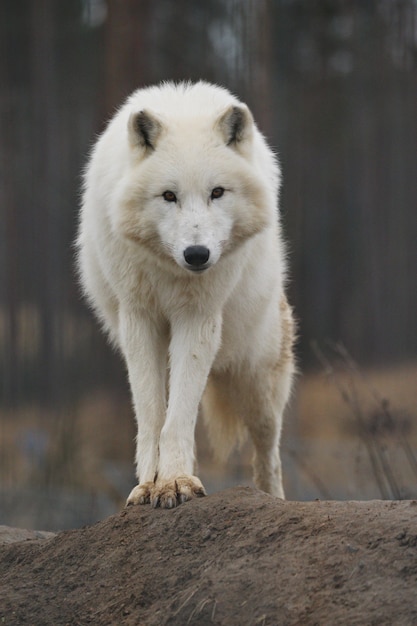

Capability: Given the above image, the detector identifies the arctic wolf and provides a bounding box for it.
[77,81,295,508]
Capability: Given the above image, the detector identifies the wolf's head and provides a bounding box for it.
[115,83,279,275]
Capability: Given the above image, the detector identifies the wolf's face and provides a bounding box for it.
[117,106,272,274]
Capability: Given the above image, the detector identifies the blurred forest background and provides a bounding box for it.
[1,0,417,530]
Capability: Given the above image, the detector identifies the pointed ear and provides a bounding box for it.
[128,110,163,151]
[217,104,254,147]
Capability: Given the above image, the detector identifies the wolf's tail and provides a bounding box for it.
[201,372,247,463]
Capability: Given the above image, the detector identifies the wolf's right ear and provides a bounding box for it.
[216,104,254,149]
[128,110,163,151]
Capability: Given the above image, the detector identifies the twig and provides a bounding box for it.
[311,341,392,499]
[288,448,333,500]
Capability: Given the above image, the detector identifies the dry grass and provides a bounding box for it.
[291,346,417,499]
[1,358,417,528]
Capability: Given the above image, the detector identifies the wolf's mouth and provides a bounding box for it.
[186,265,210,274]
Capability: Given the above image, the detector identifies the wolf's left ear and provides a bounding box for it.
[128,109,163,152]
[217,105,254,148]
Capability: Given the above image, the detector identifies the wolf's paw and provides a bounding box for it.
[126,481,154,506]
[151,475,206,509]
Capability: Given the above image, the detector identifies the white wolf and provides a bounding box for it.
[77,81,295,508]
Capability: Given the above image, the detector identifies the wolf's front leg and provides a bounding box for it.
[120,309,169,506]
[152,313,222,508]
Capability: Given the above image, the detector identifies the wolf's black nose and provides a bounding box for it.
[184,245,210,267]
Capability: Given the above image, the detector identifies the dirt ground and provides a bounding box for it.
[1,486,417,626]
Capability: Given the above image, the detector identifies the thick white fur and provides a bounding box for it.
[77,81,295,508]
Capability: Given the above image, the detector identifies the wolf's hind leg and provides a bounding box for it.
[240,361,294,499]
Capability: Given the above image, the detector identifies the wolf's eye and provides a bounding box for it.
[162,190,177,203]
[211,187,225,200]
